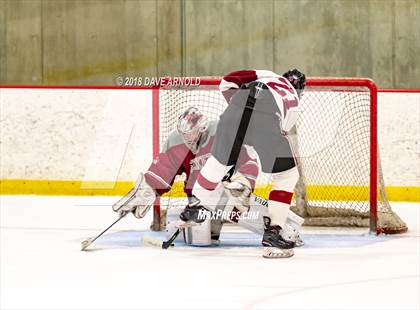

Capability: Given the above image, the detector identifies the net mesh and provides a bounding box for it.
[155,80,407,234]
[157,84,228,214]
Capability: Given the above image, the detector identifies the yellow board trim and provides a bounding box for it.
[0,179,134,196]
[0,179,419,202]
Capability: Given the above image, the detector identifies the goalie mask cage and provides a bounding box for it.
[151,77,407,235]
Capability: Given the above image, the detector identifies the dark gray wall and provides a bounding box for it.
[1,0,419,87]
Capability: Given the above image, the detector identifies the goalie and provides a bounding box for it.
[112,107,304,246]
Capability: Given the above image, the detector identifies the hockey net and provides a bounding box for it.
[152,78,407,234]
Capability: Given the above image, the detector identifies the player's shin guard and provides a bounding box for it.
[193,155,233,211]
[267,167,299,227]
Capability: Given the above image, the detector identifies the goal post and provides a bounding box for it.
[151,77,407,234]
[307,78,379,232]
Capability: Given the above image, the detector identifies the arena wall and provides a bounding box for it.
[1,0,419,88]
[0,87,418,201]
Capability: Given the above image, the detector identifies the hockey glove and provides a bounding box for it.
[112,174,156,218]
[223,173,252,206]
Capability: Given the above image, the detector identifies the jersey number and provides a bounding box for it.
[267,81,298,116]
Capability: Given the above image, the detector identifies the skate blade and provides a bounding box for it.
[262,247,294,259]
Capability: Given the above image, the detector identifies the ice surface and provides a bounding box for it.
[1,195,419,309]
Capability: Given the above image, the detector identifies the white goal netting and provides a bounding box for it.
[153,78,407,234]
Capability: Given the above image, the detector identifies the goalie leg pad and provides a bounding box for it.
[249,193,305,245]
[237,204,268,235]
[183,211,212,246]
[284,208,304,247]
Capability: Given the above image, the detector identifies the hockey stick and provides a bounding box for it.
[142,228,181,249]
[142,219,204,249]
[81,173,145,251]
[82,195,266,251]
[81,212,127,251]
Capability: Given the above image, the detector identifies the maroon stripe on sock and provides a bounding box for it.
[269,190,293,204]
[197,173,219,191]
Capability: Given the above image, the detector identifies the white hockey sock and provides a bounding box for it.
[268,200,290,227]
[193,155,233,211]
[268,167,300,228]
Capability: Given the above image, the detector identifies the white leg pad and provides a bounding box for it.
[184,211,212,246]
[237,204,268,235]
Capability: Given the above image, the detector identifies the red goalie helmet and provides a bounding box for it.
[177,107,209,153]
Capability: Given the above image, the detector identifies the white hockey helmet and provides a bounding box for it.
[177,107,209,153]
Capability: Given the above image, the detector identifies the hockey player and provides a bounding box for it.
[112,107,258,242]
[112,106,304,246]
[188,69,306,258]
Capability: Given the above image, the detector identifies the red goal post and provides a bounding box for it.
[305,78,378,233]
[151,77,407,235]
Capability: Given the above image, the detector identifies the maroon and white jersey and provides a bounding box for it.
[219,70,301,132]
[144,121,259,197]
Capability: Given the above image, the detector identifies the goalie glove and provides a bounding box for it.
[131,203,153,219]
[112,173,156,219]
[222,172,252,207]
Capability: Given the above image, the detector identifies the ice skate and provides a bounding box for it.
[262,217,295,258]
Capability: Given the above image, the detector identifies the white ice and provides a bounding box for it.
[1,195,419,310]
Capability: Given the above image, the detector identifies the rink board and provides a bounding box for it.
[0,86,419,201]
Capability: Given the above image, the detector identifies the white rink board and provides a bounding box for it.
[0,88,153,181]
[378,92,420,187]
[0,88,418,187]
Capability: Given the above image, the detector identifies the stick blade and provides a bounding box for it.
[141,236,163,248]
[81,238,93,251]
